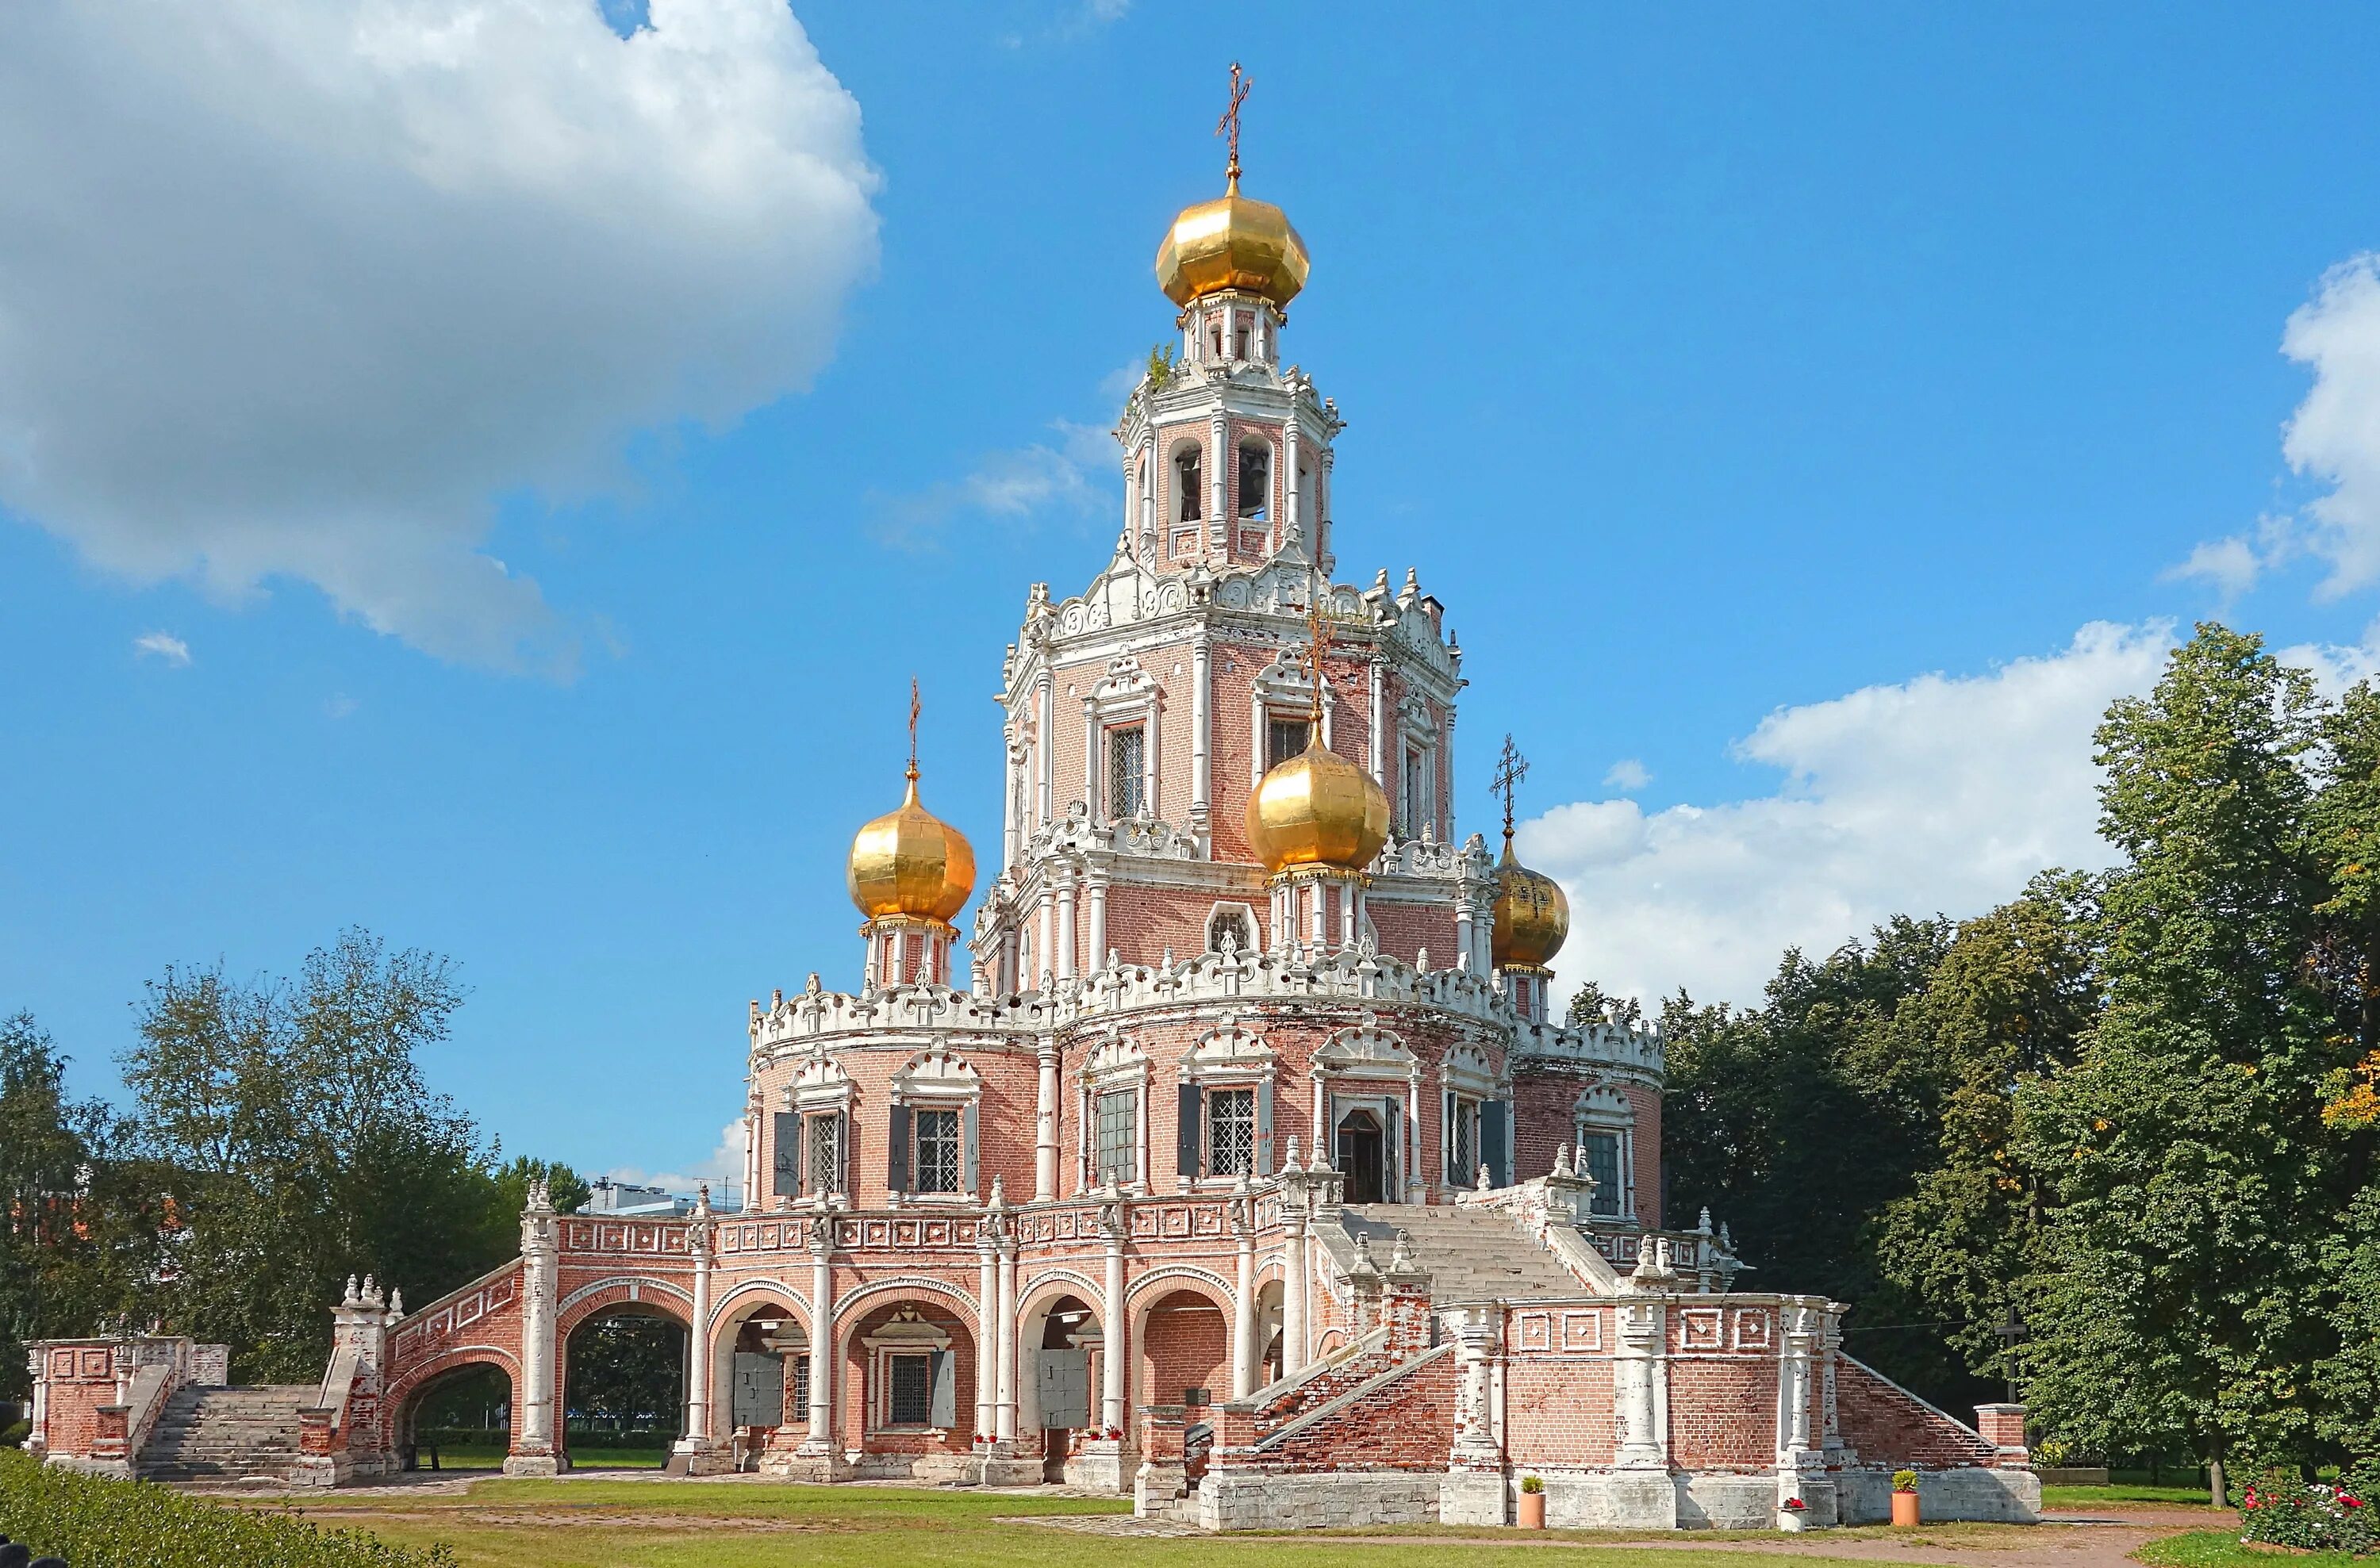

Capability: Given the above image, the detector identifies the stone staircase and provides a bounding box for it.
[1332,1203,1590,1304]
[136,1384,314,1483]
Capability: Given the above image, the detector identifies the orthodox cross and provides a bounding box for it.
[1304,562,1330,734]
[1217,61,1250,190]
[1491,733,1530,847]
[907,677,922,780]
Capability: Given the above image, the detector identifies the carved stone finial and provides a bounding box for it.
[1476,1162,1492,1193]
[1352,1233,1376,1271]
[360,1275,378,1306]
[989,1174,1008,1213]
[1415,946,1430,972]
[389,1287,403,1318]
[1698,1206,1714,1235]
[344,1274,359,1307]
[1552,1144,1573,1179]
[1389,1229,1416,1274]
[1282,1134,1303,1174]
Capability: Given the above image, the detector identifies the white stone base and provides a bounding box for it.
[1064,1440,1127,1493]
[1438,1470,1507,1525]
[501,1455,561,1478]
[1838,1466,2040,1524]
[1200,1469,1443,1531]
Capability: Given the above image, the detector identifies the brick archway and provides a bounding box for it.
[1130,1278,1234,1415]
[705,1284,811,1454]
[835,1289,980,1462]
[382,1347,520,1465]
[557,1280,693,1467]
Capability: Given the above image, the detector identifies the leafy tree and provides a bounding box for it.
[2017,625,2338,1497]
[122,930,509,1379]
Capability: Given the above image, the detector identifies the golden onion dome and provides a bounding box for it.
[847,766,976,926]
[1491,840,1570,970]
[1156,178,1310,309]
[1246,739,1391,875]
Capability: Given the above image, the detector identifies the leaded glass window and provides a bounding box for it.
[1581,1131,1622,1217]
[1266,716,1308,770]
[808,1112,842,1197]
[1449,1097,1480,1187]
[1095,1088,1138,1186]
[914,1108,960,1194]
[888,1353,932,1426]
[1207,1087,1255,1178]
[1108,726,1146,819]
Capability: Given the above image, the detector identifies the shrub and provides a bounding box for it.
[0,1449,456,1568]
[2239,1465,2379,1556]
[1519,1475,1544,1494]
[1,1422,29,1451]
[1893,1470,1920,1493]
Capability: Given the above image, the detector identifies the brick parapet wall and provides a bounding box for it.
[1834,1356,1996,1467]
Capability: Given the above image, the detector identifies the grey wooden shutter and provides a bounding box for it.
[836,1111,850,1195]
[772,1112,800,1198]
[1443,1090,1457,1178]
[929,1349,956,1426]
[1177,1081,1201,1178]
[1255,1079,1274,1175]
[1384,1096,1401,1195]
[887,1104,911,1193]
[962,1100,980,1194]
[1482,1100,1508,1188]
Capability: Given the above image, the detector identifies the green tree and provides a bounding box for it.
[2017,625,2337,1498]
[122,930,514,1379]
[1877,872,2102,1388]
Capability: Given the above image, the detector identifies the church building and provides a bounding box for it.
[27,94,2041,1533]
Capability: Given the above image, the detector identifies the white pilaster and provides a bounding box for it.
[802,1227,836,1453]
[1101,1206,1127,1434]
[1085,872,1107,972]
[1233,1213,1257,1399]
[1055,872,1078,981]
[995,1238,1019,1443]
[1034,1039,1061,1202]
[505,1183,560,1475]
[1191,631,1211,838]
[975,1239,999,1442]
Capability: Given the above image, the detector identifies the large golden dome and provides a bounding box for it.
[1491,842,1569,970]
[1156,179,1310,309]
[848,767,975,926]
[1246,739,1390,875]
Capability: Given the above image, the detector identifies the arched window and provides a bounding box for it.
[1176,448,1203,523]
[1207,905,1255,956]
[1237,443,1269,520]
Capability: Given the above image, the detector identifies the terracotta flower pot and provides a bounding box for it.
[1891,1491,1921,1528]
[1518,1491,1546,1528]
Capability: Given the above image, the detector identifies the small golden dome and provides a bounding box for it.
[1156,181,1310,309]
[848,767,976,926]
[1246,739,1390,875]
[1491,842,1569,970]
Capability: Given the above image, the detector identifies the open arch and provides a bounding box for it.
[560,1289,691,1470]
[708,1286,811,1472]
[386,1348,518,1472]
[1015,1286,1102,1482]
[1132,1279,1234,1415]
[838,1292,978,1468]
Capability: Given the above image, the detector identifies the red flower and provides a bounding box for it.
[2343,1496,2363,1509]
[1782,1498,1807,1511]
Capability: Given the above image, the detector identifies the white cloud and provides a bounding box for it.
[0,0,878,675]
[870,417,1118,550]
[2164,535,2263,600]
[1603,758,1651,792]
[1521,623,2177,1010]
[132,631,191,666]
[2285,255,2380,598]
[603,1118,747,1202]
[324,693,359,719]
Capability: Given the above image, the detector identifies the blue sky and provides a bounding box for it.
[10,2,2380,1191]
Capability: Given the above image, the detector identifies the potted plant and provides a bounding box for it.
[1891,1470,1921,1527]
[1779,1496,1810,1532]
[1518,1474,1546,1529]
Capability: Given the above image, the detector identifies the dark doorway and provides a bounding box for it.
[1338,1109,1386,1204]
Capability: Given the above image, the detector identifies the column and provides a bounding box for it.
[1085,872,1107,972]
[1280,1205,1307,1376]
[507,1184,559,1474]
[1190,631,1211,836]
[1036,887,1054,986]
[1034,1040,1061,1202]
[1307,880,1326,947]
[1614,1299,1667,1469]
[1455,903,1474,974]
[1233,1216,1258,1398]
[685,1202,715,1447]
[1450,1306,1503,1466]
[975,1239,999,1443]
[1407,1071,1426,1202]
[1004,742,1023,870]
[1083,696,1100,827]
[1140,433,1157,550]
[1101,1207,1128,1434]
[1368,656,1385,786]
[1780,1305,1815,1458]
[1282,418,1302,550]
[1036,675,1054,825]
[996,1240,1020,1443]
[1208,412,1228,546]
[1055,871,1078,982]
[801,1225,835,1452]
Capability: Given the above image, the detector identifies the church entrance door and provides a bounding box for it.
[1338,1109,1385,1204]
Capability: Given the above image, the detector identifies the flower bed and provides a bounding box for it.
[0,1449,455,1568]
[2241,1468,2379,1557]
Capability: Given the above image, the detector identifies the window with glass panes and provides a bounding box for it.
[792,1356,811,1419]
[1580,1131,1622,1216]
[914,1108,960,1194]
[1108,726,1146,819]
[1265,716,1309,770]
[1095,1088,1138,1186]
[1449,1097,1480,1187]
[808,1113,842,1196]
[1206,1087,1254,1177]
[888,1353,933,1425]
[1403,748,1428,837]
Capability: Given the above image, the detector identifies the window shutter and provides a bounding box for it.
[1255,1079,1274,1175]
[1443,1090,1457,1172]
[887,1104,912,1193]
[1177,1081,1202,1178]
[1482,1100,1508,1189]
[1384,1096,1401,1197]
[835,1111,850,1195]
[930,1348,957,1428]
[772,1112,800,1198]
[962,1100,980,1195]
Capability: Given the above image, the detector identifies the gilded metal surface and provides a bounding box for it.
[1156,189,1309,307]
[847,771,975,924]
[1491,847,1570,969]
[1245,741,1391,874]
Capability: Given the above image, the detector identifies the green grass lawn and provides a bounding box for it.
[271,1478,1948,1568]
[2044,1482,2231,1509]
[2138,1530,2369,1568]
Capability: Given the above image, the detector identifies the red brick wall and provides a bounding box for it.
[1668,1356,1780,1468]
[1140,1293,1230,1407]
[1366,898,1456,969]
[1503,1356,1617,1465]
[1834,1356,1995,1467]
[1261,1351,1457,1470]
[35,1345,118,1456]
[1625,1084,1663,1229]
[836,1297,977,1453]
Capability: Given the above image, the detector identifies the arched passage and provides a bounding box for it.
[836,1291,977,1470]
[386,1350,517,1471]
[705,1284,810,1471]
[1015,1278,1102,1481]
[558,1286,691,1470]
[1132,1280,1234,1416]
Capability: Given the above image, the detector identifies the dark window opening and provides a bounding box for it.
[1265,716,1310,771]
[1177,450,1202,522]
[1238,444,1269,519]
[889,1353,933,1426]
[1581,1131,1622,1216]
[914,1108,960,1193]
